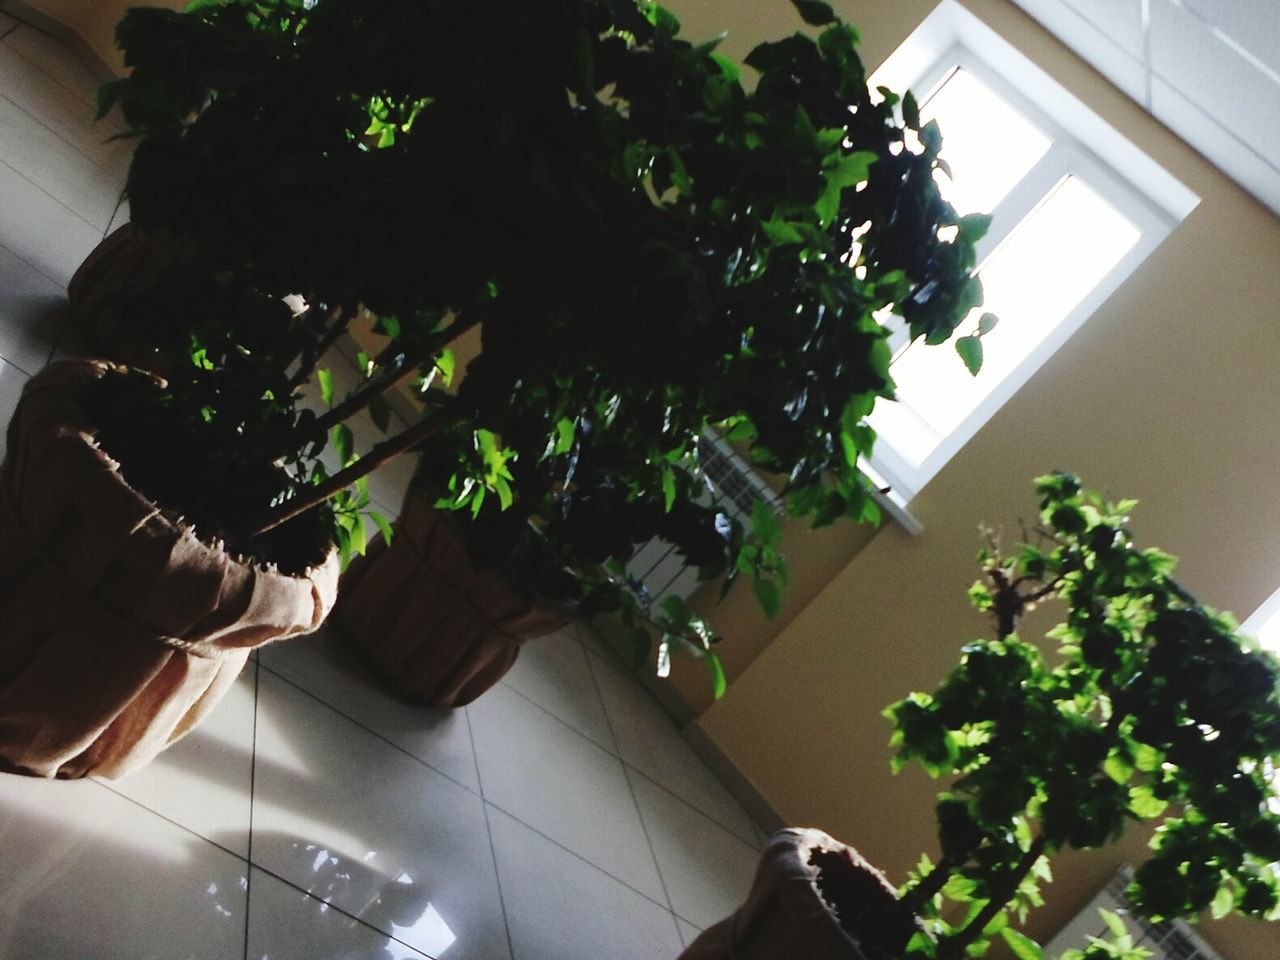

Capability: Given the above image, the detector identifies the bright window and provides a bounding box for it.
[862,2,1198,511]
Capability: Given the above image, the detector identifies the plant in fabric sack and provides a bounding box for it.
[73,0,990,689]
[680,474,1280,959]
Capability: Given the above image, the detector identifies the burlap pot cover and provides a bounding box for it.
[679,828,913,960]
[336,494,570,707]
[0,360,339,779]
[66,223,165,371]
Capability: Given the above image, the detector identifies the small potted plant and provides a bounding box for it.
[0,0,991,776]
[682,473,1280,959]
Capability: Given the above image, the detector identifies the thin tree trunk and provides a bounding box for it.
[247,405,461,537]
[936,836,1047,960]
[305,312,480,441]
[900,855,956,918]
[291,305,354,388]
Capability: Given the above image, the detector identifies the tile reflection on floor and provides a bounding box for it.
[0,18,763,960]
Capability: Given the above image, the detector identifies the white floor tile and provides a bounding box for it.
[4,26,101,106]
[590,654,758,846]
[252,671,511,960]
[468,683,666,903]
[0,774,247,960]
[487,805,684,960]
[0,43,133,178]
[247,866,432,960]
[0,159,101,287]
[501,626,616,752]
[102,665,256,858]
[676,917,703,949]
[259,626,480,793]
[0,359,30,462]
[628,771,759,931]
[0,241,68,373]
[0,91,121,228]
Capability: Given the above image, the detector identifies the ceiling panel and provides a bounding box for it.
[1062,0,1144,59]
[1181,0,1280,76]
[1150,0,1280,167]
[1009,0,1280,218]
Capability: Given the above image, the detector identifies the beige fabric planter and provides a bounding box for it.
[679,828,914,960]
[66,223,166,371]
[336,494,569,707]
[0,360,339,779]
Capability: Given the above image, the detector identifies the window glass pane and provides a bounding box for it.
[871,176,1140,464]
[922,68,1052,216]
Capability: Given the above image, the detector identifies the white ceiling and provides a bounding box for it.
[1010,0,1280,217]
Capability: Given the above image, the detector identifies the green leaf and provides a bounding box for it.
[317,368,334,407]
[751,498,781,546]
[1129,784,1168,818]
[1099,909,1128,940]
[435,348,456,385]
[762,219,805,246]
[368,394,392,433]
[662,468,677,513]
[369,511,394,545]
[817,151,877,225]
[791,0,836,26]
[554,418,575,455]
[704,649,728,700]
[331,423,355,465]
[645,3,681,36]
[978,312,999,336]
[1001,928,1043,960]
[349,514,367,556]
[956,336,983,376]
[376,314,401,339]
[1210,885,1234,920]
[709,52,740,82]
[902,90,920,129]
[754,576,782,619]
[660,594,690,624]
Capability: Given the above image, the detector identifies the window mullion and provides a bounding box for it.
[972,144,1073,264]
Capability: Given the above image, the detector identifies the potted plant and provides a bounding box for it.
[78,0,990,690]
[682,473,1280,959]
[0,0,991,776]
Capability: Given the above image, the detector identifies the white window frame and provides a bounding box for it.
[863,1,1198,521]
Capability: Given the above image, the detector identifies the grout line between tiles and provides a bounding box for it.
[243,657,260,960]
[620,764,677,915]
[95,777,249,866]
[496,673,619,757]
[104,186,125,240]
[260,637,753,913]
[0,21,17,42]
[626,764,761,856]
[245,860,438,960]
[465,709,516,960]
[0,83,129,181]
[481,794,678,918]
[4,25,100,111]
[582,642,677,916]
[256,658,481,797]
[0,235,75,316]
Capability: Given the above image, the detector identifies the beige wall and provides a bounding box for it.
[3,0,184,73]
[662,1,1280,958]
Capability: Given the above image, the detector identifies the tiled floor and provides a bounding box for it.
[0,16,764,960]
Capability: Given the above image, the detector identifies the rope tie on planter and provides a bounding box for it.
[0,478,227,659]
